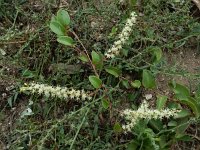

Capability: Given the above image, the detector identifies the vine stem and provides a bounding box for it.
[71,31,99,77]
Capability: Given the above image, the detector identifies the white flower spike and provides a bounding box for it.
[121,101,180,132]
[20,83,92,101]
[105,12,137,58]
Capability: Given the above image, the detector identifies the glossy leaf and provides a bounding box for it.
[89,75,102,89]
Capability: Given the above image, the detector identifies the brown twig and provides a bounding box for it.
[71,31,99,77]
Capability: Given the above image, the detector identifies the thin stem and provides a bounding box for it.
[71,31,99,77]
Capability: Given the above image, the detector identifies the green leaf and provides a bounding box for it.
[130,0,137,6]
[79,53,89,62]
[169,82,190,100]
[113,122,122,133]
[168,121,177,127]
[102,98,109,109]
[91,51,103,70]
[153,47,162,62]
[169,82,200,118]
[149,46,162,62]
[180,97,200,118]
[167,101,181,109]
[176,120,189,134]
[142,69,156,89]
[131,80,141,88]
[127,141,138,150]
[149,120,163,132]
[57,36,74,46]
[156,95,167,110]
[158,135,168,149]
[190,24,200,36]
[121,48,129,57]
[22,69,35,78]
[91,51,101,64]
[89,75,102,89]
[105,66,121,77]
[195,84,200,99]
[51,15,57,22]
[7,97,13,107]
[57,9,70,26]
[175,134,192,141]
[122,79,130,89]
[175,110,191,119]
[109,26,118,37]
[50,21,65,35]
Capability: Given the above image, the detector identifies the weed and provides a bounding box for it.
[0,1,200,150]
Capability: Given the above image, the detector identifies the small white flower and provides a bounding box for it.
[126,19,133,26]
[20,83,92,101]
[114,41,122,45]
[82,93,87,100]
[105,11,137,58]
[145,94,153,100]
[121,100,180,132]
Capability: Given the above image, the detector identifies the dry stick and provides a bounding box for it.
[71,31,99,77]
